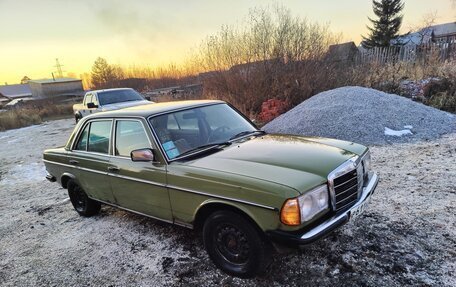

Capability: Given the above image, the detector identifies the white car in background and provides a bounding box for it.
[73,88,152,123]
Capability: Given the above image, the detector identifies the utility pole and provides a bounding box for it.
[54,58,65,78]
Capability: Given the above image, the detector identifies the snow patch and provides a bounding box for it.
[0,162,46,185]
[385,127,413,137]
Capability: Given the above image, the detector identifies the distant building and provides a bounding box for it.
[393,22,456,46]
[229,58,284,76]
[326,42,359,64]
[0,83,33,107]
[0,94,9,107]
[143,84,202,100]
[28,78,84,99]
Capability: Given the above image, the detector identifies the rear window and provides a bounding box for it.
[74,120,112,154]
[97,89,144,105]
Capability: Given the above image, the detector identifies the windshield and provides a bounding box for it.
[97,89,145,105]
[149,103,258,160]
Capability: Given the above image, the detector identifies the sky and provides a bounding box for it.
[0,0,455,84]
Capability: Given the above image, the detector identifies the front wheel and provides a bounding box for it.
[67,179,101,217]
[203,210,271,278]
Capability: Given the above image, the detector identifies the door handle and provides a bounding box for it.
[69,160,79,165]
[107,166,120,172]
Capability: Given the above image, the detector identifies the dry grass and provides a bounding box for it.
[0,103,74,132]
[342,60,456,112]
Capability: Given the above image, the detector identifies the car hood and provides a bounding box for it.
[102,100,151,111]
[186,134,364,193]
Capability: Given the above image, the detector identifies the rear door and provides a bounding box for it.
[108,118,172,221]
[69,119,115,203]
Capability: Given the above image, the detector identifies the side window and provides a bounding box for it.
[92,94,99,106]
[75,123,90,151]
[84,94,93,105]
[87,121,112,154]
[115,120,150,157]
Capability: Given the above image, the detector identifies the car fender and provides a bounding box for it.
[60,172,77,189]
[193,198,279,232]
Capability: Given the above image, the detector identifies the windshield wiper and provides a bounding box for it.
[174,141,232,160]
[229,130,266,140]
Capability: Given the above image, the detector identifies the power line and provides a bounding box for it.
[54,58,65,78]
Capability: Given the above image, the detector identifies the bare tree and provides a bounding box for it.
[408,11,438,45]
[195,5,340,114]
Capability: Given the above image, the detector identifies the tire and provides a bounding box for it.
[67,179,101,217]
[203,210,271,278]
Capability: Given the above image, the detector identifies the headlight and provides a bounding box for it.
[363,150,371,173]
[280,185,329,226]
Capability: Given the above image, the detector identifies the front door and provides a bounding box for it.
[108,119,172,221]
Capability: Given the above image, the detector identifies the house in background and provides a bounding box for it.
[0,84,33,106]
[393,22,456,46]
[0,94,10,107]
[28,78,84,99]
[326,42,359,64]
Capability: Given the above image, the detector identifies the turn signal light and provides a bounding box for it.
[280,198,301,226]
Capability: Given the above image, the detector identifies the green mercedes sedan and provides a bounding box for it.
[43,100,378,277]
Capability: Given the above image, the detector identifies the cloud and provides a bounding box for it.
[80,0,168,60]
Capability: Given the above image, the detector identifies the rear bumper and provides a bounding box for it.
[45,172,56,182]
[267,172,379,246]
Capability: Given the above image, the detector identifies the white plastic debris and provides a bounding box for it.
[384,127,412,137]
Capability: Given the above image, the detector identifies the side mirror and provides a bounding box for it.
[131,148,155,162]
[145,96,151,101]
[87,102,98,109]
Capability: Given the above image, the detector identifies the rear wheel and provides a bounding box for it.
[203,210,271,278]
[67,179,101,216]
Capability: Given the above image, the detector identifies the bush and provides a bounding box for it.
[339,59,456,113]
[195,5,340,116]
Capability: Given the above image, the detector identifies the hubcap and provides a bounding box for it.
[214,224,250,264]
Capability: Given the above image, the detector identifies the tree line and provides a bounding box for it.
[86,0,456,116]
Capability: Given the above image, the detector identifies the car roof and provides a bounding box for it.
[85,100,226,119]
[89,88,133,94]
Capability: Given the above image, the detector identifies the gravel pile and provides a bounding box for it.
[263,86,456,145]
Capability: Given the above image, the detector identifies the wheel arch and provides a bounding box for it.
[193,200,266,236]
[61,172,76,189]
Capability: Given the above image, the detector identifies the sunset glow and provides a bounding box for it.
[1,0,454,84]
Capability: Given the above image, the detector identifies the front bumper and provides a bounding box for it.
[267,172,379,245]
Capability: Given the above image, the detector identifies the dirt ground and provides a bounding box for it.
[0,119,455,286]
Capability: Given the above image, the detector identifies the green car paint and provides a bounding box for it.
[43,100,376,240]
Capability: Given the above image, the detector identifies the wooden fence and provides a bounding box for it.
[356,42,456,64]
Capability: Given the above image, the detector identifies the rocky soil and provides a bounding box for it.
[0,118,455,286]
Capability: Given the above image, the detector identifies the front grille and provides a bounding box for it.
[333,169,359,212]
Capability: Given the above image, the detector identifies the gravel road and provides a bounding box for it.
[0,118,455,286]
